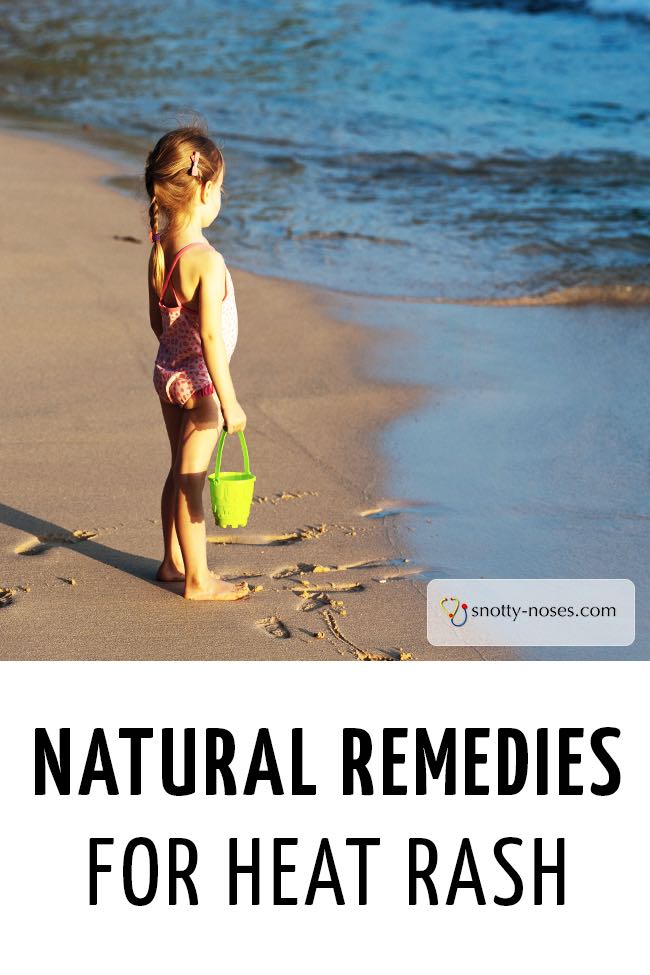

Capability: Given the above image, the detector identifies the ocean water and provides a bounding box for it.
[1,0,649,301]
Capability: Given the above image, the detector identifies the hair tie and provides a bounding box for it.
[190,150,201,177]
[149,230,160,243]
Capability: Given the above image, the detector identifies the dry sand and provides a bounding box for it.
[0,128,480,660]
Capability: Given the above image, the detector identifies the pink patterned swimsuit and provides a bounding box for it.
[153,242,238,407]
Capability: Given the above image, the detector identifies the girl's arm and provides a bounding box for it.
[148,275,163,339]
[198,250,247,433]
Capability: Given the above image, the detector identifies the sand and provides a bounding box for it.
[0,127,480,661]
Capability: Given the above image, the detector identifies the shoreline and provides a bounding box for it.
[3,115,648,311]
[0,125,472,661]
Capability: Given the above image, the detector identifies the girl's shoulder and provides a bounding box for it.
[199,243,226,267]
[169,240,226,283]
[175,241,226,276]
[187,245,228,303]
[192,244,227,284]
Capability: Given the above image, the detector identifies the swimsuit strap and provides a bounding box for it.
[160,241,211,303]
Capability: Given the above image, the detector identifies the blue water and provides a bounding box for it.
[1,0,649,299]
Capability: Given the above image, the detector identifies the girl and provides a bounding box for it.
[145,125,251,601]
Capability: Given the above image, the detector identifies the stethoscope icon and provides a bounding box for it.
[440,596,468,627]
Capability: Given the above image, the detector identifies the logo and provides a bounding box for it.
[428,579,635,647]
[440,596,468,627]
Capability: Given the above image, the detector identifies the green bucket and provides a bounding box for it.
[208,430,256,529]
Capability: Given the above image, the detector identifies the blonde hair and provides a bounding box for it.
[144,124,225,296]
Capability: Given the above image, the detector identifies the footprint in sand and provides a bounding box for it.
[207,525,331,547]
[291,580,364,593]
[253,490,319,506]
[272,562,328,579]
[257,615,291,639]
[299,592,347,614]
[14,529,97,556]
[271,556,413,580]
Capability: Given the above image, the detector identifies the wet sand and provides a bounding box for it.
[329,285,650,660]
[0,127,475,661]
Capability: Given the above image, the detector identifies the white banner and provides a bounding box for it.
[0,662,647,974]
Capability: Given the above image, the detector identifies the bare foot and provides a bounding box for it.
[184,574,251,601]
[156,561,185,582]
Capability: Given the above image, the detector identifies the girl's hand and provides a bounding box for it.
[222,399,247,434]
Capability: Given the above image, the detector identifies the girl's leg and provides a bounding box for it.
[157,400,185,582]
[175,393,249,601]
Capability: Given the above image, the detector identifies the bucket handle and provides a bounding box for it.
[214,429,251,478]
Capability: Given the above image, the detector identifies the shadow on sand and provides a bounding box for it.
[0,502,169,588]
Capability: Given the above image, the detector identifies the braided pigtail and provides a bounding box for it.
[148,196,165,298]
